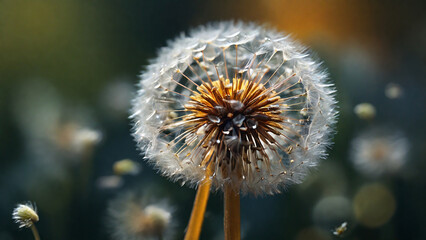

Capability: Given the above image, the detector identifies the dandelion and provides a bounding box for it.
[12,202,40,240]
[107,192,172,240]
[131,21,337,239]
[350,128,409,177]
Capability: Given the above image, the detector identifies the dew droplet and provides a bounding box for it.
[200,62,208,69]
[168,111,178,119]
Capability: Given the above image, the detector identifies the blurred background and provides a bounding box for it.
[1,0,425,239]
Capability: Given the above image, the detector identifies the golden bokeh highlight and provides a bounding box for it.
[211,0,379,45]
[353,183,396,228]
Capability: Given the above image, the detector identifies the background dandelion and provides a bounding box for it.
[350,128,409,177]
[0,0,425,240]
[107,191,173,240]
[12,202,40,240]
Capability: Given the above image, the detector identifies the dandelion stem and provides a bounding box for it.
[224,183,240,240]
[184,165,212,240]
[30,224,40,240]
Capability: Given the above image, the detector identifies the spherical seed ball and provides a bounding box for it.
[350,128,409,177]
[107,192,173,240]
[131,21,338,195]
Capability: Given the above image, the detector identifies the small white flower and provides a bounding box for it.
[131,21,337,195]
[350,128,409,177]
[12,202,39,228]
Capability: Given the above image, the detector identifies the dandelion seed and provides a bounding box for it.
[350,128,409,177]
[12,202,41,240]
[333,222,348,236]
[131,21,338,239]
[107,193,173,240]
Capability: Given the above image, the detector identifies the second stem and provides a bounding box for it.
[224,183,240,240]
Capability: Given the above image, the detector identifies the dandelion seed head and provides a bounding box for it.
[107,193,173,240]
[12,202,39,228]
[350,128,409,177]
[131,21,337,195]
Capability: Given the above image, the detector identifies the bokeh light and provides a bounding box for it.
[353,183,396,228]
